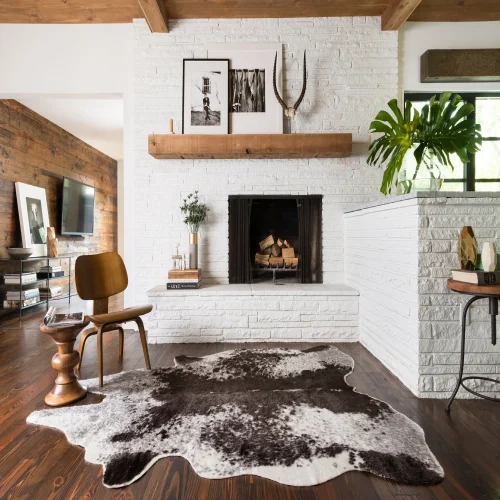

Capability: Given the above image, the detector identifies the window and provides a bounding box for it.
[202,77,211,95]
[404,93,500,191]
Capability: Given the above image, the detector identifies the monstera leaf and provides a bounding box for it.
[368,93,482,195]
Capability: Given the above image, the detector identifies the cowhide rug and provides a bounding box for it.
[27,345,444,488]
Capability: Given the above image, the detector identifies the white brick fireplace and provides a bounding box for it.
[132,16,398,301]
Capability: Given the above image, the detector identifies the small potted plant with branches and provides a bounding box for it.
[180,191,209,269]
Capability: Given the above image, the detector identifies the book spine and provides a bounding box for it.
[167,279,201,283]
[477,272,500,285]
[166,283,200,290]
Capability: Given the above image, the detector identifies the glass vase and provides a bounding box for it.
[398,149,444,194]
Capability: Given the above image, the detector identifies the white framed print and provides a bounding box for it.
[15,182,50,257]
[207,43,283,134]
[182,59,230,134]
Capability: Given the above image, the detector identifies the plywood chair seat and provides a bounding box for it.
[75,251,152,387]
[87,304,153,325]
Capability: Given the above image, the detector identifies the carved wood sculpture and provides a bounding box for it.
[273,51,307,118]
[47,227,58,257]
[458,226,478,270]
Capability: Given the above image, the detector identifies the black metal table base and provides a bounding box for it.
[446,295,500,412]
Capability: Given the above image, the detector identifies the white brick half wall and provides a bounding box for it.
[344,194,500,398]
[147,284,359,343]
[132,17,397,303]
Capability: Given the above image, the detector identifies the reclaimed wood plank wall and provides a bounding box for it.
[0,99,117,279]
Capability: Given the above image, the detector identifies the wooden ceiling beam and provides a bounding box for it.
[410,0,500,22]
[381,0,423,30]
[137,0,168,32]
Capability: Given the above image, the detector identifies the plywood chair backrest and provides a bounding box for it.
[75,252,128,315]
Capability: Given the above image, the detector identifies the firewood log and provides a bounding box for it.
[277,238,284,248]
[269,256,284,267]
[259,235,274,250]
[282,247,295,259]
[284,257,298,269]
[283,240,291,248]
[255,253,270,267]
[262,247,272,255]
[270,244,281,257]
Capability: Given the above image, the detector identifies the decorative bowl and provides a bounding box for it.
[7,248,34,260]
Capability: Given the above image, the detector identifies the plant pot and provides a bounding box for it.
[189,232,198,269]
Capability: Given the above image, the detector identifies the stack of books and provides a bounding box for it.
[39,285,63,300]
[37,265,64,280]
[167,269,202,290]
[452,269,500,285]
[4,288,40,308]
[3,272,37,285]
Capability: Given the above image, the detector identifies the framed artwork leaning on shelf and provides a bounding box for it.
[182,58,230,135]
[15,182,50,257]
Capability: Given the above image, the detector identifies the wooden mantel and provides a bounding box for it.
[148,133,352,160]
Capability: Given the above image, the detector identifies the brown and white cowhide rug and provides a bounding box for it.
[27,346,444,488]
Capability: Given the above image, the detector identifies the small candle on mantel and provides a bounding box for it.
[169,118,174,134]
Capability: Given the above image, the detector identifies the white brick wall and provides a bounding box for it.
[345,195,500,398]
[132,17,397,302]
[147,284,359,343]
[344,199,420,394]
[418,196,500,398]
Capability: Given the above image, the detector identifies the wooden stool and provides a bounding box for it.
[40,320,90,407]
[446,279,500,411]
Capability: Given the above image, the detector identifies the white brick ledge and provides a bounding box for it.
[147,283,359,343]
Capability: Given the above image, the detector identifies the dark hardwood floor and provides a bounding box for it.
[0,297,499,500]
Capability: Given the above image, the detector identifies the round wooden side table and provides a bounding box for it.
[446,279,500,411]
[40,320,90,407]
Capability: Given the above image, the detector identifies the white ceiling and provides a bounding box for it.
[16,95,124,160]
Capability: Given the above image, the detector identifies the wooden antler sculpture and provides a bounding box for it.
[273,51,307,118]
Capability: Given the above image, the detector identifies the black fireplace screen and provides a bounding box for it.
[228,195,322,284]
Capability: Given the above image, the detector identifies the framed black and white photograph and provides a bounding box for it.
[207,44,283,134]
[15,182,50,257]
[182,59,229,134]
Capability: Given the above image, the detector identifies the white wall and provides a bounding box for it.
[400,21,500,94]
[0,24,132,95]
[132,17,398,303]
[344,200,420,394]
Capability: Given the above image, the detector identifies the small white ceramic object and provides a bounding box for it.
[482,242,497,272]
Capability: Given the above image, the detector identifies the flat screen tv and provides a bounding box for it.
[61,178,95,235]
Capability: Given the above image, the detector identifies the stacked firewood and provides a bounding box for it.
[255,235,298,269]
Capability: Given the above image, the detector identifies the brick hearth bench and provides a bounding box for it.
[146,283,359,343]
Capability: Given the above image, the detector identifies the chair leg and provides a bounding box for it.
[136,317,151,370]
[97,326,104,387]
[77,327,97,372]
[117,326,124,358]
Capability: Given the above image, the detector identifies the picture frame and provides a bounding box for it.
[15,182,50,257]
[207,43,284,134]
[182,59,230,135]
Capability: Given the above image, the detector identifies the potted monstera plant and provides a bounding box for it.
[367,92,482,195]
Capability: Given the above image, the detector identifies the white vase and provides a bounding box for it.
[482,242,497,272]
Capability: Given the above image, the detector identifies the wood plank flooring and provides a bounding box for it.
[0,297,499,499]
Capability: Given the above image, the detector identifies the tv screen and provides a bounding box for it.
[61,178,95,235]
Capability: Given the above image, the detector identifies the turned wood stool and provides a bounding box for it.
[446,279,500,411]
[41,320,90,407]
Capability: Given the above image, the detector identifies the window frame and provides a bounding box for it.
[404,92,500,192]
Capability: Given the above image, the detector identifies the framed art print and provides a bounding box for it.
[15,182,50,257]
[182,59,230,134]
[207,43,283,134]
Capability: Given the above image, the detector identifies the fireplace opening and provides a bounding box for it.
[229,195,322,284]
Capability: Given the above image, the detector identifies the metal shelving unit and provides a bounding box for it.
[0,255,73,320]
